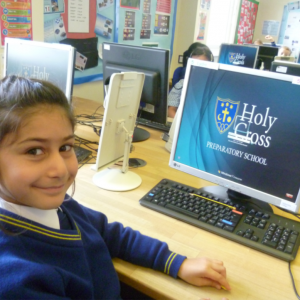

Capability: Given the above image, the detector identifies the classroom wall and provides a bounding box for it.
[254,0,287,43]
[169,0,199,78]
[0,0,290,103]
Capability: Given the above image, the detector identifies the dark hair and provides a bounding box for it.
[0,75,76,235]
[183,42,207,67]
[190,46,214,62]
[0,75,76,143]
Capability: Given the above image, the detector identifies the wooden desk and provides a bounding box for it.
[71,97,300,300]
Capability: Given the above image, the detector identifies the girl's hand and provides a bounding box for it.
[177,257,231,291]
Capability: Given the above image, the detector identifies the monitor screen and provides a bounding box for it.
[170,59,300,213]
[255,45,279,70]
[218,43,258,69]
[3,38,75,102]
[102,42,169,125]
[271,61,300,76]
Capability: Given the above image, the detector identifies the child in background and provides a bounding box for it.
[265,35,292,56]
[0,76,230,299]
[168,45,214,118]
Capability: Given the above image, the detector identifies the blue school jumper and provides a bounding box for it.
[0,197,186,299]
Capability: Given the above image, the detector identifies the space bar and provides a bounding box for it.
[165,204,200,219]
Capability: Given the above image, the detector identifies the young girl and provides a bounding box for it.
[168,45,214,118]
[0,75,231,299]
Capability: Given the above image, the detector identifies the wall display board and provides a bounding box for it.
[117,0,176,50]
[235,0,259,44]
[43,0,177,85]
[278,1,300,62]
[0,0,33,46]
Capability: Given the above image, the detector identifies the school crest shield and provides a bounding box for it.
[228,52,236,63]
[215,97,239,134]
[22,66,32,78]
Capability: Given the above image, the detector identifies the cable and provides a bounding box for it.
[75,104,104,119]
[77,155,96,169]
[75,105,103,136]
[289,261,300,299]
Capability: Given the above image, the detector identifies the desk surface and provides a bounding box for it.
[72,97,300,300]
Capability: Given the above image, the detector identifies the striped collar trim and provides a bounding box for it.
[0,213,81,240]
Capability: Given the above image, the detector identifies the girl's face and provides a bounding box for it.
[191,54,210,61]
[0,105,78,209]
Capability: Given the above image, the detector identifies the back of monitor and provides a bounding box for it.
[92,72,145,191]
[274,56,295,62]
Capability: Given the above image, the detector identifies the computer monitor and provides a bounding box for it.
[102,42,170,142]
[218,43,258,69]
[274,56,295,63]
[255,45,279,70]
[92,72,145,191]
[169,59,300,214]
[271,61,300,76]
[3,38,75,102]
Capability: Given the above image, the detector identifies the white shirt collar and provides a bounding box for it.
[0,197,60,229]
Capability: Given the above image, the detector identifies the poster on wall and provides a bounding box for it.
[44,0,115,84]
[118,0,176,50]
[200,0,211,10]
[43,0,177,84]
[44,0,64,13]
[197,12,207,41]
[0,0,33,46]
[120,0,140,10]
[282,8,300,60]
[235,0,259,44]
[277,2,300,61]
[262,20,280,36]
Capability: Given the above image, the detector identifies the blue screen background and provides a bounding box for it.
[174,65,300,202]
[218,44,258,69]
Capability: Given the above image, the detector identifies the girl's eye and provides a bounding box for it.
[60,145,73,152]
[27,148,43,156]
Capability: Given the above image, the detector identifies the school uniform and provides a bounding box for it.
[168,79,184,108]
[0,196,186,299]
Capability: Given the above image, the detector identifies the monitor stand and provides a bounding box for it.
[200,185,273,213]
[133,127,150,142]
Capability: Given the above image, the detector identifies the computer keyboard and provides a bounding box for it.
[136,117,171,132]
[139,179,300,261]
[74,146,92,163]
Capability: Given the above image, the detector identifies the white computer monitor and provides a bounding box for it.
[92,72,145,191]
[274,56,295,62]
[3,38,75,102]
[169,59,300,213]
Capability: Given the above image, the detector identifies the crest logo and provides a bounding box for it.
[215,97,239,134]
[228,52,236,63]
[22,66,32,78]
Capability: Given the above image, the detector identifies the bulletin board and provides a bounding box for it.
[43,0,177,85]
[278,1,300,61]
[0,0,33,46]
[235,0,259,44]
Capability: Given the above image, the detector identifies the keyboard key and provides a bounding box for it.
[216,222,225,228]
[284,243,294,254]
[262,239,277,248]
[224,225,234,232]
